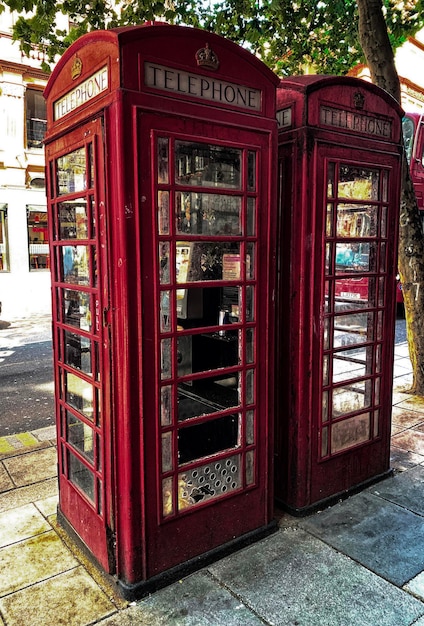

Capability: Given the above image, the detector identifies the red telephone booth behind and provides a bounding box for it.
[275,76,403,514]
[44,24,278,598]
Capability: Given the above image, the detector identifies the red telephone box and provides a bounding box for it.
[43,24,278,598]
[275,76,403,514]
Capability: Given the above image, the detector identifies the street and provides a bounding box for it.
[0,316,54,437]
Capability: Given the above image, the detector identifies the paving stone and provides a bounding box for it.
[368,464,424,516]
[0,530,78,596]
[392,405,424,429]
[208,528,424,626]
[0,566,115,626]
[391,446,424,472]
[34,494,58,518]
[300,491,424,586]
[3,447,57,487]
[392,429,424,456]
[0,477,58,513]
[100,571,265,626]
[0,463,13,493]
[405,571,424,602]
[0,503,51,548]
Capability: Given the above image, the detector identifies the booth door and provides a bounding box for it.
[138,114,274,577]
[45,117,113,571]
[312,148,399,502]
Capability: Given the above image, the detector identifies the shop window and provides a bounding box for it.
[26,88,47,149]
[27,206,49,270]
[0,204,9,272]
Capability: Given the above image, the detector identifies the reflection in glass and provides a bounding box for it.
[64,331,92,375]
[247,197,256,236]
[246,409,254,444]
[338,166,380,200]
[61,245,89,285]
[57,147,86,196]
[161,386,172,426]
[175,141,241,189]
[162,476,174,516]
[67,410,94,462]
[161,338,172,379]
[336,205,377,237]
[65,372,93,419]
[332,380,372,416]
[327,162,335,198]
[176,242,240,282]
[157,137,169,184]
[248,151,256,191]
[331,413,370,453]
[87,143,94,189]
[246,369,254,404]
[58,200,88,239]
[335,242,375,273]
[176,192,241,235]
[322,390,329,422]
[333,311,373,347]
[162,431,173,472]
[63,289,91,331]
[159,242,170,284]
[332,345,373,383]
[326,203,334,236]
[160,290,171,332]
[68,451,95,501]
[158,191,170,235]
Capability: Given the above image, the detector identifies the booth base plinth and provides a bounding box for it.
[57,507,277,602]
[275,468,394,517]
[117,519,278,601]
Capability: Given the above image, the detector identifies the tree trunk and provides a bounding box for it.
[357,0,424,394]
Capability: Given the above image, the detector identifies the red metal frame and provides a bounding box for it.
[275,76,403,513]
[44,24,278,596]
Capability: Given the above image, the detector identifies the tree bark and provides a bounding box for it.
[357,0,424,394]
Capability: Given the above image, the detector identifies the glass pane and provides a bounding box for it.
[245,450,255,485]
[338,166,380,200]
[87,143,94,189]
[57,147,87,196]
[178,373,240,419]
[178,388,222,421]
[332,380,372,417]
[248,151,256,191]
[65,371,93,419]
[61,245,89,285]
[247,198,256,236]
[158,191,170,235]
[178,454,241,511]
[336,205,378,237]
[335,277,377,307]
[181,331,239,376]
[246,409,255,444]
[246,243,255,279]
[159,242,170,284]
[160,290,171,332]
[327,162,335,198]
[63,289,92,331]
[332,345,373,383]
[58,200,88,240]
[335,242,376,273]
[67,411,94,462]
[333,312,374,347]
[162,431,173,472]
[326,203,334,236]
[64,331,93,376]
[322,355,329,386]
[176,242,240,283]
[246,286,254,322]
[322,391,329,422]
[161,385,173,426]
[246,328,254,363]
[325,244,332,275]
[175,141,241,189]
[161,338,172,379]
[157,137,169,184]
[176,192,241,235]
[178,414,239,465]
[246,369,255,404]
[176,286,240,325]
[321,426,328,457]
[68,452,95,501]
[331,413,371,454]
[162,477,174,517]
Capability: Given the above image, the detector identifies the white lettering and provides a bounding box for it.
[144,62,261,112]
[54,67,109,120]
[320,105,392,139]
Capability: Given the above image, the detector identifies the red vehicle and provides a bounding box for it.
[403,112,424,216]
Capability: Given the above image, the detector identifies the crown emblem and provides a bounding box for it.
[196,43,219,71]
[71,56,83,80]
[353,91,365,110]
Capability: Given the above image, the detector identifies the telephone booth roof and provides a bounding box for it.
[44,23,279,134]
[277,74,403,142]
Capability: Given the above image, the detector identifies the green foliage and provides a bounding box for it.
[1,0,424,74]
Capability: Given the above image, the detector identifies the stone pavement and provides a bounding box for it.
[0,322,424,624]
